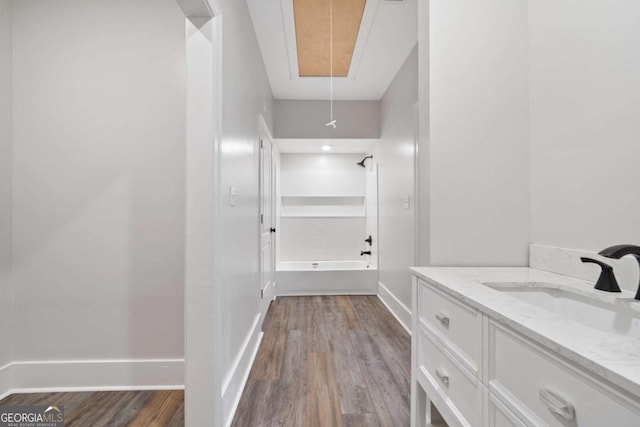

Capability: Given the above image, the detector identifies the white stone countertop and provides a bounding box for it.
[410,266,640,399]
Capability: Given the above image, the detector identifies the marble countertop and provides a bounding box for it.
[410,266,640,398]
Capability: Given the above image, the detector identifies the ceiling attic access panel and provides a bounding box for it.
[293,0,366,77]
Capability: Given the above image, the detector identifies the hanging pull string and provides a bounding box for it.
[325,0,337,129]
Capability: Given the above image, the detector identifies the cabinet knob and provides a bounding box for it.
[435,368,450,387]
[539,389,575,421]
[435,312,450,328]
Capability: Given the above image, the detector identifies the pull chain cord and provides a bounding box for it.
[326,0,337,129]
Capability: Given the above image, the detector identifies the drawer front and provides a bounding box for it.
[489,393,527,427]
[419,279,483,374]
[418,326,482,427]
[489,322,640,427]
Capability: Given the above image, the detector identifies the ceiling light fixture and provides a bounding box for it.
[321,145,333,152]
[325,0,337,129]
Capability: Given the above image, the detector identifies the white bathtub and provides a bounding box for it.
[276,260,378,295]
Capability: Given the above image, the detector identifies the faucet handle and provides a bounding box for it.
[580,257,622,293]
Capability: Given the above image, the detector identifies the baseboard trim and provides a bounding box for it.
[0,362,13,401]
[221,313,263,427]
[377,281,412,335]
[278,291,376,297]
[0,358,184,401]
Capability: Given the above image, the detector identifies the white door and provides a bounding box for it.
[259,136,275,323]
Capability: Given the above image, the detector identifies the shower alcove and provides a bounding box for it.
[274,141,379,295]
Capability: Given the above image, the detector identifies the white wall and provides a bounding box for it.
[374,46,418,313]
[428,0,530,266]
[0,0,13,374]
[274,100,380,139]
[280,218,365,262]
[11,0,186,368]
[529,0,640,250]
[216,0,274,422]
[416,0,430,268]
[279,154,366,262]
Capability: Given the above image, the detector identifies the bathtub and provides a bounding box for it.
[276,260,378,296]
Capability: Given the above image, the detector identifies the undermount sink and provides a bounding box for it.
[483,282,640,340]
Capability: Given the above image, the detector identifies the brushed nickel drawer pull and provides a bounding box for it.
[435,312,450,327]
[539,389,575,421]
[435,369,450,386]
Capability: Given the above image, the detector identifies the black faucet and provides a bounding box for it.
[360,250,371,256]
[580,257,621,293]
[598,244,640,300]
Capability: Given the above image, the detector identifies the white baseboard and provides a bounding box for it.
[377,281,412,335]
[278,290,376,297]
[221,314,263,427]
[0,362,13,400]
[0,358,184,401]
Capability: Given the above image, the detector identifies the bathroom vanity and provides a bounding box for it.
[410,267,640,427]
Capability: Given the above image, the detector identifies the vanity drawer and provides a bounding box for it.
[489,322,640,427]
[419,279,483,375]
[417,325,483,427]
[489,393,527,427]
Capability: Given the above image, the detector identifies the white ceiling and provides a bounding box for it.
[247,0,418,101]
[275,138,377,154]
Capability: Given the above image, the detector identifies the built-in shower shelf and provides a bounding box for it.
[280,170,366,197]
[280,195,365,218]
[280,195,365,199]
[280,214,365,218]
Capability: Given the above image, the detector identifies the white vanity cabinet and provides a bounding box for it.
[411,276,640,427]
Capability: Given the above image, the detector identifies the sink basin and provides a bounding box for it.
[483,282,640,339]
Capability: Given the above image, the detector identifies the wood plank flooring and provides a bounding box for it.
[0,390,184,426]
[0,296,411,427]
[232,295,412,427]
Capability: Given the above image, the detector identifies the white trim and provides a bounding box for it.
[412,101,420,268]
[0,363,13,401]
[0,359,184,401]
[377,281,412,335]
[416,0,430,267]
[221,314,263,427]
[279,290,376,297]
[345,0,381,80]
[279,0,298,81]
[183,13,223,427]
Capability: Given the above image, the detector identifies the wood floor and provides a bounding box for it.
[0,296,410,427]
[232,295,412,427]
[0,390,184,426]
